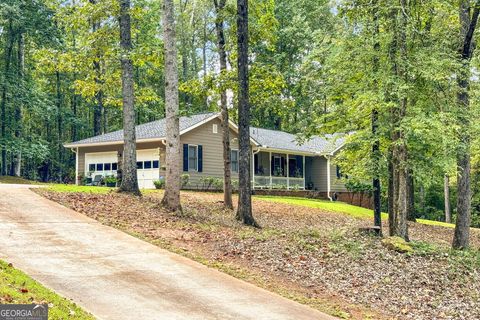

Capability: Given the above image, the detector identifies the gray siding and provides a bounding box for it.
[309,156,346,192]
[180,117,239,188]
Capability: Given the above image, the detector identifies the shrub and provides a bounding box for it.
[181,174,190,189]
[104,176,117,187]
[200,176,223,191]
[154,179,165,189]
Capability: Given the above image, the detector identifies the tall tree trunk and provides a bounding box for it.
[118,0,140,195]
[161,0,182,212]
[444,174,451,223]
[214,0,233,210]
[371,0,381,231]
[453,0,480,250]
[1,22,14,176]
[389,0,409,241]
[90,0,104,136]
[13,32,24,177]
[56,70,63,181]
[406,169,416,222]
[235,0,257,227]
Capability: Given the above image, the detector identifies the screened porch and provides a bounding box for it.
[252,151,306,190]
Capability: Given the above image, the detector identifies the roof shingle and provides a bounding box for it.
[65,112,345,154]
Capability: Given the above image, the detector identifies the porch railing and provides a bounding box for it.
[253,176,305,190]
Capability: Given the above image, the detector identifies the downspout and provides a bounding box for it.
[323,154,332,201]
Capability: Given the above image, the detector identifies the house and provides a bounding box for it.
[64,112,347,198]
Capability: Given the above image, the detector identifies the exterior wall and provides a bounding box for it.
[77,141,165,187]
[180,117,239,188]
[309,156,347,192]
[75,117,344,192]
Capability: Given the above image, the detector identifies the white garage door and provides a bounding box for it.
[85,149,160,189]
[136,149,161,189]
[85,152,118,178]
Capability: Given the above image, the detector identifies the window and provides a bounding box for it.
[153,160,159,169]
[231,150,239,172]
[104,163,111,171]
[188,145,198,171]
[96,163,103,171]
[89,164,95,172]
[213,124,218,133]
[137,161,143,169]
[112,163,118,171]
[336,166,342,179]
[144,161,152,169]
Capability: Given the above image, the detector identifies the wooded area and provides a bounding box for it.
[1,0,480,248]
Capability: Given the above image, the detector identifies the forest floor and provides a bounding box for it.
[36,186,480,320]
[0,260,94,319]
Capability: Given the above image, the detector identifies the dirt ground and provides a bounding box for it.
[37,189,480,320]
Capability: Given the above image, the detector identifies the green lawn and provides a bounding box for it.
[256,195,455,228]
[0,260,93,319]
[45,184,116,194]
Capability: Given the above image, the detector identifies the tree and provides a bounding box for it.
[444,174,451,223]
[213,0,233,210]
[161,0,182,213]
[235,0,258,227]
[371,0,381,232]
[452,0,480,250]
[117,0,140,195]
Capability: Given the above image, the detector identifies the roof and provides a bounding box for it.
[250,127,345,155]
[64,112,219,147]
[64,112,345,155]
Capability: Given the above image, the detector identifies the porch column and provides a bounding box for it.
[303,155,306,190]
[326,156,332,201]
[286,154,290,190]
[75,147,79,186]
[251,149,255,190]
[269,151,272,189]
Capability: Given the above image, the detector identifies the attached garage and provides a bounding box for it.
[135,149,161,189]
[84,149,160,189]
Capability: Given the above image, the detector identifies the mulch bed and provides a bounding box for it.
[36,189,480,320]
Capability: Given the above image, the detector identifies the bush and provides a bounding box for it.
[104,175,117,187]
[199,176,223,191]
[154,179,165,190]
[181,174,190,189]
[232,179,239,191]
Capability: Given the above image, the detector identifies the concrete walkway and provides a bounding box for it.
[0,184,336,320]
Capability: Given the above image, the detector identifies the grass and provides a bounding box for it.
[0,176,41,184]
[256,195,456,228]
[0,260,93,319]
[45,184,116,194]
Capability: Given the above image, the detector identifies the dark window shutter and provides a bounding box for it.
[271,156,274,175]
[183,144,189,172]
[198,145,203,172]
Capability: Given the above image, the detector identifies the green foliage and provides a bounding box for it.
[345,179,373,194]
[153,179,165,190]
[199,176,223,191]
[181,173,190,189]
